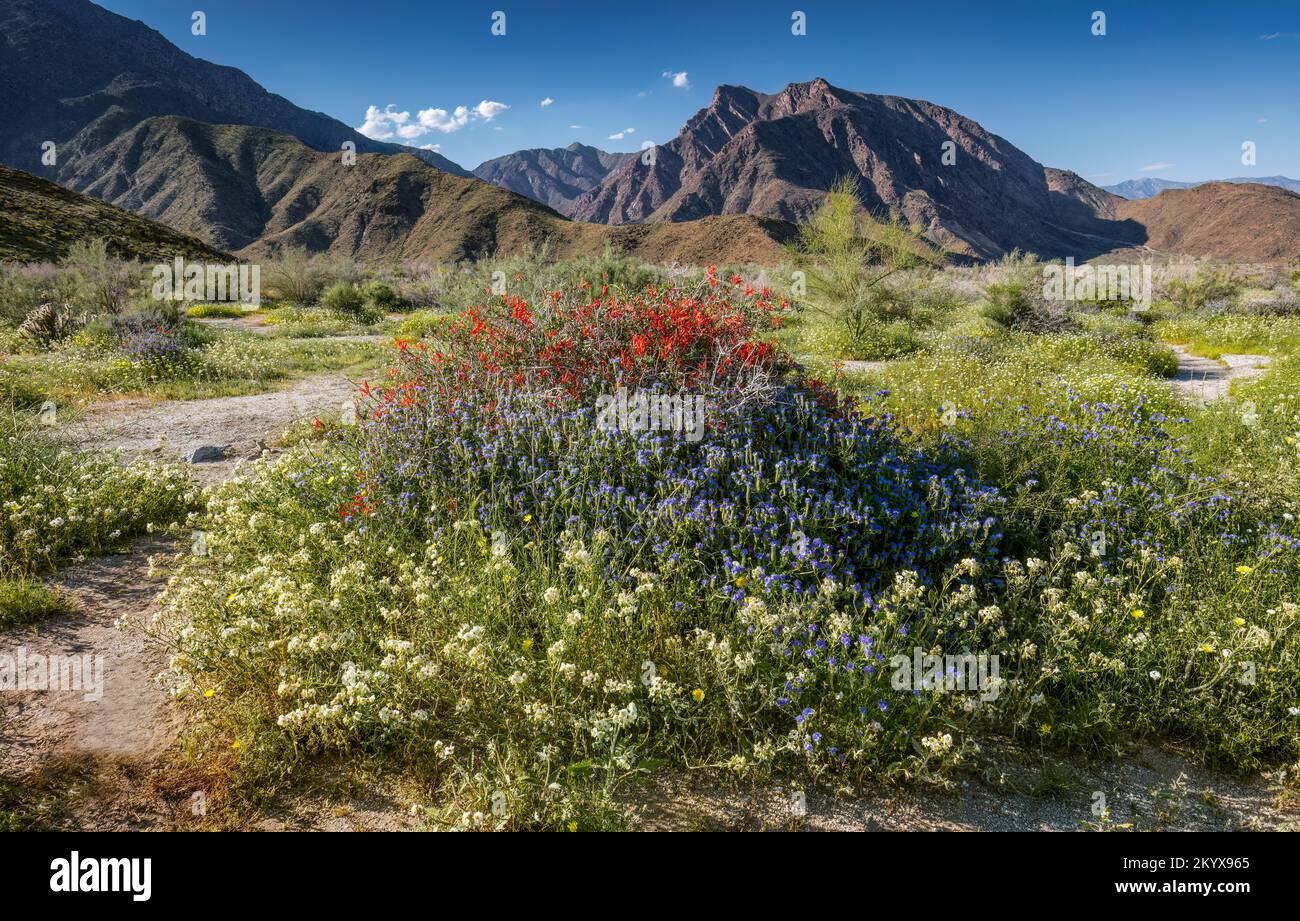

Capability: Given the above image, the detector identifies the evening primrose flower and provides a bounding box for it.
[1233,617,1246,627]
[1236,566,1254,575]
[1131,609,1145,619]
[691,688,705,703]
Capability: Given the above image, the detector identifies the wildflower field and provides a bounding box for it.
[149,262,1300,829]
[4,229,1300,831]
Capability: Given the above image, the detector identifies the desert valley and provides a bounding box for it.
[0,0,1298,854]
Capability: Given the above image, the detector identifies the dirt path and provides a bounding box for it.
[2,374,364,829]
[0,538,189,829]
[67,374,359,484]
[1168,344,1272,406]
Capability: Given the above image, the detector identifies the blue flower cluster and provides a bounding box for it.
[346,384,1004,609]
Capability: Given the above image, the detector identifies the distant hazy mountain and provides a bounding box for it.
[0,163,227,263]
[1104,176,1300,199]
[473,144,638,214]
[569,78,1141,260]
[0,0,471,178]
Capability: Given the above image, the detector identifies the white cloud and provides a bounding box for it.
[357,105,414,141]
[417,106,470,133]
[1139,161,1174,172]
[624,128,635,134]
[540,97,554,107]
[474,100,510,121]
[569,124,583,129]
[359,99,509,139]
[418,143,441,151]
[608,131,626,140]
[662,70,690,89]
[1257,117,1269,123]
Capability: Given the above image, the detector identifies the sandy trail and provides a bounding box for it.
[66,374,359,484]
[2,373,362,829]
[1168,344,1272,406]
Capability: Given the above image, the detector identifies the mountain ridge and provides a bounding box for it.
[567,78,1142,260]
[0,0,471,180]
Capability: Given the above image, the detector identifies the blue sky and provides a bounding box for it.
[97,0,1299,180]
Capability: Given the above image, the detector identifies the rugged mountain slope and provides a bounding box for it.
[0,163,228,263]
[54,115,792,264]
[1110,183,1300,262]
[473,144,638,214]
[0,0,470,178]
[1104,175,1300,200]
[570,78,1142,260]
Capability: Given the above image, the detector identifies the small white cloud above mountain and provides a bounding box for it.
[357,105,424,141]
[540,97,554,107]
[662,70,690,89]
[1140,161,1174,172]
[359,100,509,139]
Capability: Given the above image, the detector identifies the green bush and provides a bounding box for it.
[319,282,367,317]
[361,280,402,312]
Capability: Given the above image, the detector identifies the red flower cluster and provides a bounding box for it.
[374,275,792,416]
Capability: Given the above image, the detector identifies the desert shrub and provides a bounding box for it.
[17,303,77,349]
[0,264,83,327]
[361,280,402,313]
[979,252,1053,329]
[263,248,324,306]
[796,177,941,344]
[1162,266,1240,312]
[313,254,362,289]
[61,238,137,315]
[319,281,368,317]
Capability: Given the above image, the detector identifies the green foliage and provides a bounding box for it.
[795,177,942,349]
[187,304,248,319]
[61,238,137,315]
[319,281,368,317]
[0,576,73,626]
[1162,266,1241,312]
[361,280,402,312]
[263,247,324,306]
